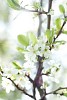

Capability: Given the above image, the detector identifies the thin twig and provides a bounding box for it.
[20,7,47,14]
[46,87,67,95]
[8,78,36,99]
[25,73,34,83]
[33,86,36,99]
[54,21,66,41]
[42,72,50,76]
[25,73,36,99]
[11,0,47,15]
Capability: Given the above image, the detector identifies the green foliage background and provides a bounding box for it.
[0,0,22,100]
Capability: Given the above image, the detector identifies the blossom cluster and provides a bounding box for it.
[0,33,67,100]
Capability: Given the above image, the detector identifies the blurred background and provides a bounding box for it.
[0,0,38,99]
[0,0,23,100]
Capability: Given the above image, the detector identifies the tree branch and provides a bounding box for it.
[25,73,34,83]
[54,21,66,41]
[11,0,47,15]
[21,7,47,14]
[46,87,67,95]
[8,77,36,99]
[33,55,46,100]
[37,0,43,37]
[25,73,36,99]
[38,88,46,100]
[47,0,53,29]
[42,72,50,76]
[33,86,36,99]
[34,56,43,88]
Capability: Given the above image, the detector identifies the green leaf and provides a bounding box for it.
[55,18,61,29]
[29,32,37,45]
[18,34,29,46]
[52,28,54,37]
[54,40,66,44]
[59,5,65,14]
[64,92,67,97]
[46,29,54,44]
[64,17,67,21]
[0,66,2,72]
[17,47,27,52]
[7,0,21,10]
[62,30,67,34]
[12,61,22,69]
[46,29,52,43]
[32,2,40,10]
[45,29,51,40]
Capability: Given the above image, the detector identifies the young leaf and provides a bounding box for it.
[46,29,54,44]
[32,2,40,10]
[64,17,67,21]
[12,61,22,69]
[17,47,28,52]
[50,29,54,44]
[52,28,54,37]
[7,0,21,10]
[18,34,29,46]
[46,29,52,43]
[55,18,61,29]
[29,32,37,45]
[62,30,67,34]
[64,93,67,97]
[54,40,66,45]
[59,5,65,14]
[45,29,51,40]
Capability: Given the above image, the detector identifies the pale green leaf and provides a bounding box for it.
[62,30,67,34]
[59,5,65,14]
[12,61,22,69]
[64,93,67,97]
[32,1,40,10]
[46,29,52,43]
[45,29,51,40]
[29,32,37,45]
[54,40,66,44]
[7,0,21,10]
[18,34,29,46]
[55,18,61,29]
[46,29,54,44]
[17,47,28,52]
[64,17,67,21]
[52,28,54,37]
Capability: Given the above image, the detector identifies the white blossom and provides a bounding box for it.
[2,77,15,93]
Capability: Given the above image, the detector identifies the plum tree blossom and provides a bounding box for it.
[0,0,67,100]
[2,77,15,93]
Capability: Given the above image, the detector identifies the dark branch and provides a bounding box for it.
[54,15,67,42]
[42,73,50,76]
[25,73,34,83]
[46,87,67,95]
[8,78,36,99]
[11,0,47,15]
[47,0,53,29]
[34,56,43,88]
[33,86,36,99]
[33,55,46,100]
[38,88,46,100]
[21,7,47,15]
[54,21,66,41]
[25,73,36,99]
